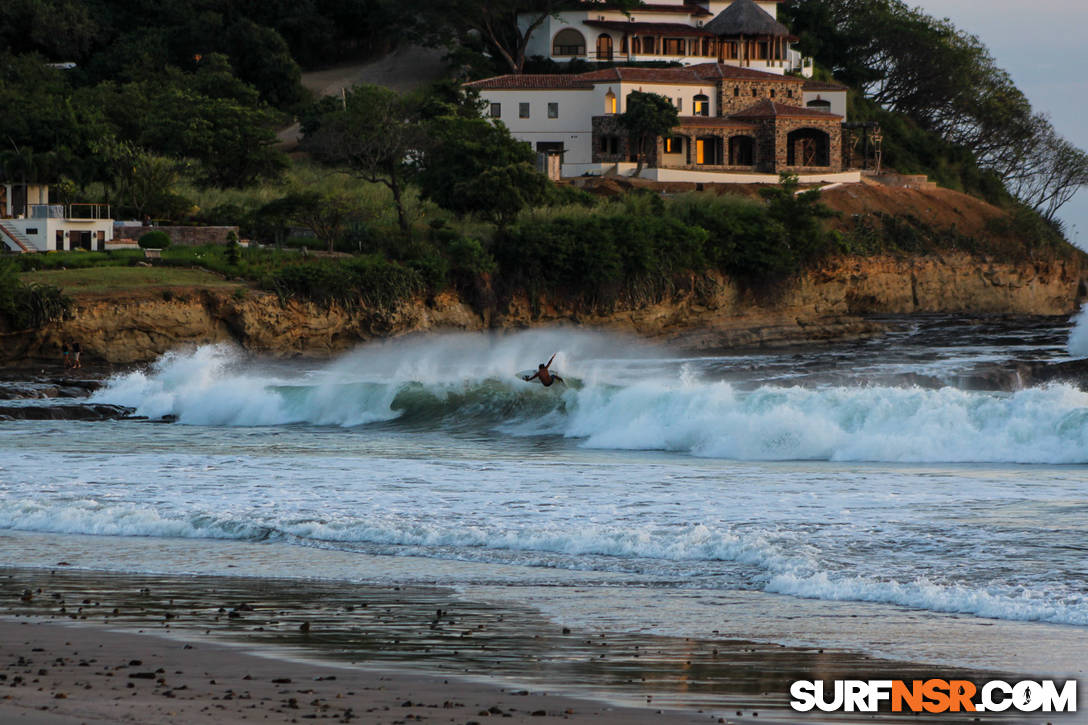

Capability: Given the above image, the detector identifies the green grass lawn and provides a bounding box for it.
[21,266,241,294]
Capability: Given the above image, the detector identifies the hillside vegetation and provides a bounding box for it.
[0,0,1084,333]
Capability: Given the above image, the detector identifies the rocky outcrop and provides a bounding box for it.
[1,252,1084,366]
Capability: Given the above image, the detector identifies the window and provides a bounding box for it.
[599,135,619,155]
[693,94,709,116]
[807,99,832,111]
[770,89,776,98]
[663,137,683,154]
[490,103,502,119]
[663,38,684,55]
[596,34,614,61]
[26,227,38,235]
[548,102,559,119]
[787,89,794,99]
[552,28,586,56]
[605,90,617,114]
[519,102,530,119]
[752,88,758,97]
[733,86,740,97]
[676,97,683,112]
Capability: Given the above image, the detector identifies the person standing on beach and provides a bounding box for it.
[61,342,71,369]
[72,342,82,369]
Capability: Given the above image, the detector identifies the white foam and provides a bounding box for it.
[92,344,1088,463]
[1068,302,1088,358]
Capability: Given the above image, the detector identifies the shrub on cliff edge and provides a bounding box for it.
[138,230,172,250]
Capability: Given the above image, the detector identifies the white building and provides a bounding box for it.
[467,63,853,182]
[1,182,114,253]
[519,0,812,76]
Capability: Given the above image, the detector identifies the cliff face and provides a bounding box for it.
[2,253,1084,365]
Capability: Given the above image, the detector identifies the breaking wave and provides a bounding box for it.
[1068,302,1088,358]
[92,342,1088,464]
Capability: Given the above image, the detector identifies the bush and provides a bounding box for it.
[495,210,707,308]
[138,230,172,249]
[0,262,72,330]
[266,256,423,310]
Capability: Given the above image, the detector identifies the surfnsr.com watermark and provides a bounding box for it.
[790,679,1077,714]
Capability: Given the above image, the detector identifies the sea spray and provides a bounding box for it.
[1068,302,1088,357]
[94,342,1088,463]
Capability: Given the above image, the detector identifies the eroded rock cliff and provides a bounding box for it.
[2,252,1084,366]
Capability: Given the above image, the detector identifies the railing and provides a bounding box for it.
[25,203,111,220]
[68,203,111,220]
[29,204,65,219]
[553,45,586,56]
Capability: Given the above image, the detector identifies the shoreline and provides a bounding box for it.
[0,566,1039,724]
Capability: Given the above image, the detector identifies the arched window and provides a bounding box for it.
[553,28,586,57]
[693,93,710,116]
[605,89,617,114]
[596,34,613,61]
[806,98,832,111]
[787,128,831,167]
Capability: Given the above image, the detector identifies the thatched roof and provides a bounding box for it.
[705,0,792,37]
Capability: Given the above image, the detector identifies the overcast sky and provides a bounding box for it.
[904,0,1088,244]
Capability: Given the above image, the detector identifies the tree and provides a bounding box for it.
[302,84,421,235]
[404,0,637,75]
[416,116,549,225]
[619,91,678,177]
[782,0,1088,221]
[1001,121,1088,224]
[108,145,187,221]
[283,191,363,253]
[456,161,552,229]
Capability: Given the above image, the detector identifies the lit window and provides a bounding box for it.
[548,102,559,119]
[664,137,683,153]
[693,94,709,116]
[519,102,530,119]
[490,103,501,118]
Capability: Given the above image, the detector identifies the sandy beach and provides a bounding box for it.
[0,566,1035,725]
[0,617,727,725]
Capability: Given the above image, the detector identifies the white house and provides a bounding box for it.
[1,182,114,253]
[519,0,813,76]
[467,63,854,183]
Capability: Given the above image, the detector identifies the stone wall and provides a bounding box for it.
[592,116,639,164]
[718,79,805,115]
[113,225,240,246]
[771,117,843,173]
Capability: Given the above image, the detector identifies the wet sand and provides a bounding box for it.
[0,568,1037,725]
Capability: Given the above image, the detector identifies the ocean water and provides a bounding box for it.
[2,317,1087,678]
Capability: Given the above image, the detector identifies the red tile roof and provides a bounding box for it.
[584,20,714,36]
[802,79,849,91]
[687,62,805,82]
[728,99,843,120]
[626,3,713,15]
[467,64,804,91]
[465,74,595,90]
[675,116,757,129]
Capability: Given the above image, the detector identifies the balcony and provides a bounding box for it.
[27,203,111,220]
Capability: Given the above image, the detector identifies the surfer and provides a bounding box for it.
[524,353,564,387]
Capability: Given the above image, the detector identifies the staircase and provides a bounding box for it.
[0,221,33,253]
